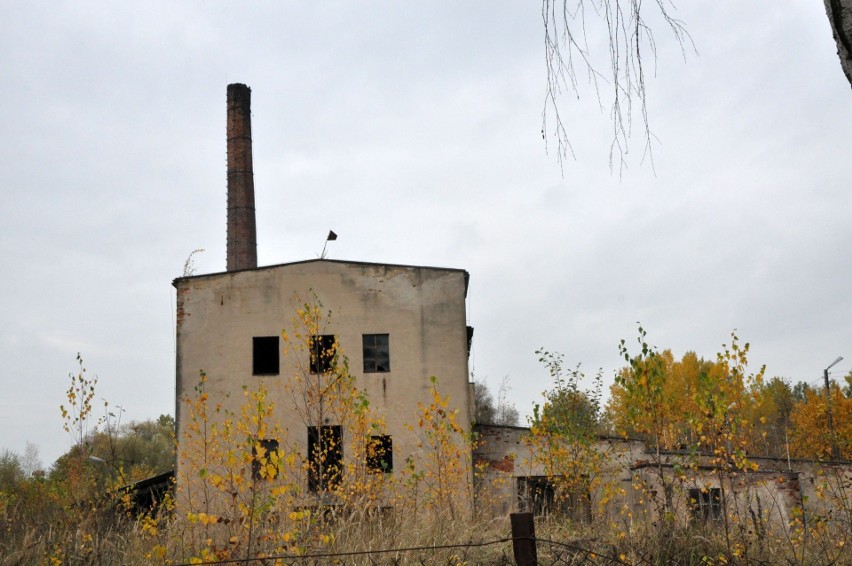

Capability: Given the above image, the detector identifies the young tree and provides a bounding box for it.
[495,376,521,427]
[51,415,176,484]
[748,377,796,459]
[789,384,852,460]
[607,348,705,449]
[56,353,106,503]
[607,336,768,461]
[405,377,473,522]
[473,377,519,426]
[0,450,26,494]
[472,380,496,425]
[612,327,679,524]
[527,349,609,521]
[20,442,43,478]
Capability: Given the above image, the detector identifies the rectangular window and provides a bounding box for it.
[253,336,279,375]
[308,425,342,492]
[309,335,336,374]
[517,476,592,522]
[251,438,279,480]
[688,487,722,522]
[366,435,393,473]
[362,334,390,373]
[518,476,557,517]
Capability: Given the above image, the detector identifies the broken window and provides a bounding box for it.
[366,435,393,473]
[517,476,592,522]
[308,425,342,492]
[688,487,722,522]
[309,335,336,374]
[518,476,557,516]
[362,334,390,373]
[253,336,279,375]
[251,438,279,480]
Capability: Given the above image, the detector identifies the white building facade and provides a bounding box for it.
[173,259,474,510]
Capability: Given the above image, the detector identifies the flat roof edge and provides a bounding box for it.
[172,258,469,287]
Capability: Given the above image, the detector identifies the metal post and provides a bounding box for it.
[824,366,838,461]
[823,356,843,461]
[510,512,538,566]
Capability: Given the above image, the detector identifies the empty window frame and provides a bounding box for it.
[362,334,390,373]
[253,336,280,375]
[309,335,336,374]
[688,487,722,522]
[308,425,342,492]
[251,438,280,480]
[366,435,393,473]
[517,476,592,522]
[517,476,557,517]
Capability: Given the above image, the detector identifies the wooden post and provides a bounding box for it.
[510,512,537,566]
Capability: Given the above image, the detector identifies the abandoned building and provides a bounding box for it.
[473,425,851,532]
[173,84,475,511]
[172,84,850,530]
[173,258,475,506]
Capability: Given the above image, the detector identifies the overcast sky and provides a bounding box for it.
[1,1,850,468]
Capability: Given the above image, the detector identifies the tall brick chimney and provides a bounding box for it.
[226,83,258,271]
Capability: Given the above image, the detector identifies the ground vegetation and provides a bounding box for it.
[1,322,850,564]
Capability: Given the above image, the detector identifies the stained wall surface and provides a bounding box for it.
[473,424,851,530]
[174,259,472,506]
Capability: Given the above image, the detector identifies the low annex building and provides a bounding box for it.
[472,424,852,530]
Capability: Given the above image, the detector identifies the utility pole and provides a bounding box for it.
[824,356,844,461]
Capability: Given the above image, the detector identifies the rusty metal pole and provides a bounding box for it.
[510,512,538,566]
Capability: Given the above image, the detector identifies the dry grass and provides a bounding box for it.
[3,501,851,565]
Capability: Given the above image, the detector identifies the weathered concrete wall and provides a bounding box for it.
[473,425,645,518]
[174,259,472,508]
[473,424,852,531]
[473,425,528,517]
[753,458,852,525]
[630,464,799,530]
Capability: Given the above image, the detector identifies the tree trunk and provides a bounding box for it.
[824,0,852,88]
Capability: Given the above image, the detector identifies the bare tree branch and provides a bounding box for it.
[542,0,693,174]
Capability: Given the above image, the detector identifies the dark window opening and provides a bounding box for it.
[517,476,591,522]
[308,425,342,492]
[253,336,279,375]
[518,476,556,516]
[466,326,474,358]
[688,487,722,522]
[366,435,393,473]
[309,335,336,374]
[362,334,390,373]
[252,438,279,480]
